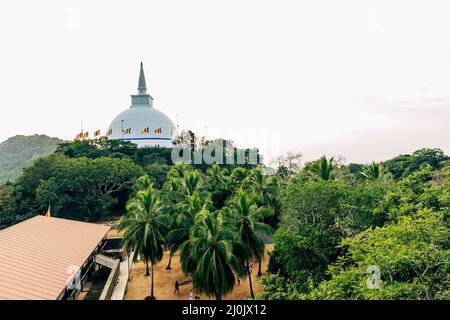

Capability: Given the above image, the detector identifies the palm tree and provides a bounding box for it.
[165,192,210,269]
[160,176,184,217]
[132,175,153,193]
[247,168,279,275]
[360,161,381,180]
[167,162,190,180]
[183,170,202,196]
[312,156,334,180]
[206,163,228,188]
[126,174,155,277]
[160,173,191,269]
[228,189,273,299]
[161,176,185,270]
[117,184,172,300]
[206,163,232,210]
[248,168,279,209]
[179,211,245,300]
[160,170,203,270]
[229,167,250,191]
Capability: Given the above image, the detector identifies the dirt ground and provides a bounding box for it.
[124,244,273,300]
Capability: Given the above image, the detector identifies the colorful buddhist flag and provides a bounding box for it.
[46,205,51,218]
[123,128,131,135]
[142,127,149,134]
[107,128,113,136]
[94,129,101,137]
[154,127,161,133]
[75,132,84,141]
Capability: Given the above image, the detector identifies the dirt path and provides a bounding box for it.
[124,244,273,300]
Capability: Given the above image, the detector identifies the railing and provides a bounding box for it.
[94,253,117,269]
[97,254,120,300]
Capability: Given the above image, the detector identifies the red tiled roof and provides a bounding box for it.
[0,215,111,300]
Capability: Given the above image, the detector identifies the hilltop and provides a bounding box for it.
[0,134,64,184]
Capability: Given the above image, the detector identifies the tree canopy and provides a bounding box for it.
[0,135,448,301]
[261,153,450,300]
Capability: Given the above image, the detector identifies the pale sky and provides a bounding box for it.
[0,0,449,164]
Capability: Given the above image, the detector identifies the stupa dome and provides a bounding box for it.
[107,63,176,148]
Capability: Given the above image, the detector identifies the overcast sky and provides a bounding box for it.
[0,0,449,164]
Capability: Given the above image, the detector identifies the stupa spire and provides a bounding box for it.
[131,62,153,107]
[137,62,147,94]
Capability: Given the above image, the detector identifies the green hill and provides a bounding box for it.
[0,135,65,184]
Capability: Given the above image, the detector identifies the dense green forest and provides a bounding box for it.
[262,151,450,300]
[0,134,261,226]
[0,135,64,184]
[0,134,448,300]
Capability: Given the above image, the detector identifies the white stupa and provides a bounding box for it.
[106,63,176,148]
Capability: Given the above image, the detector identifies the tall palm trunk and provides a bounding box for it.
[257,256,263,277]
[145,258,150,276]
[166,249,173,270]
[127,251,131,282]
[247,260,255,299]
[150,262,155,300]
